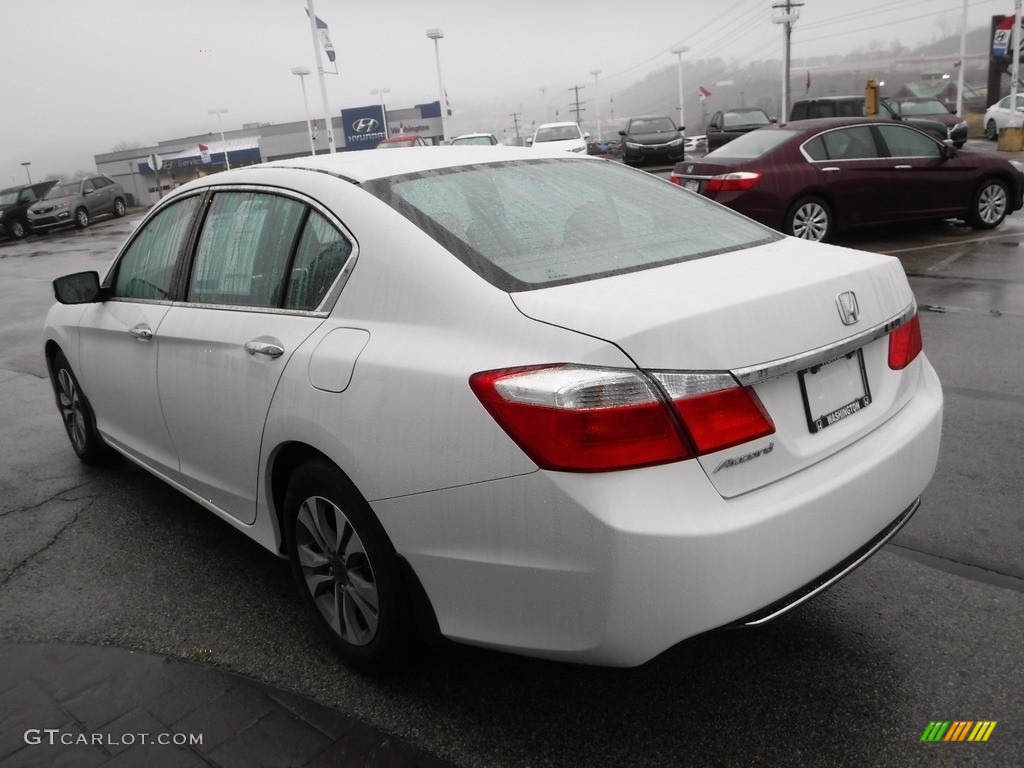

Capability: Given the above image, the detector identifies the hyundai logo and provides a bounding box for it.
[836,291,860,325]
[352,118,379,133]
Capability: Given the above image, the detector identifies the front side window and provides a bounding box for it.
[113,196,200,300]
[369,158,778,291]
[188,192,305,308]
[876,124,941,158]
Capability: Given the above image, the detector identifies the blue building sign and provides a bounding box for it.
[341,105,388,150]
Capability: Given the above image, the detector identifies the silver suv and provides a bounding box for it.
[27,175,127,232]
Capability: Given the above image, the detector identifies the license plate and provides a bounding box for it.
[798,349,871,434]
[683,179,700,192]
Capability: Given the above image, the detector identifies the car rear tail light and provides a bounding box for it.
[888,313,923,369]
[705,171,763,192]
[469,365,775,472]
[669,174,683,186]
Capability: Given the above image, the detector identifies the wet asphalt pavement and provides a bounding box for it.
[1,151,1022,767]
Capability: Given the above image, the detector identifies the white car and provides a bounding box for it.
[984,94,1024,140]
[450,132,500,146]
[527,121,589,152]
[44,147,942,672]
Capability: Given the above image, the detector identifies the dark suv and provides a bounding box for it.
[789,96,963,145]
[0,181,57,240]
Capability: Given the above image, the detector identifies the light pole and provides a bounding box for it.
[291,67,317,156]
[590,69,603,141]
[20,162,31,183]
[669,46,689,136]
[371,87,391,138]
[426,28,449,144]
[207,108,230,170]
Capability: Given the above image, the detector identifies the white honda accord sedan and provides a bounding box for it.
[44,147,942,673]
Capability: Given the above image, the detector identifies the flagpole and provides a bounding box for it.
[307,0,336,153]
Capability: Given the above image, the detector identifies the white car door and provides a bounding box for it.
[78,195,202,480]
[156,191,354,524]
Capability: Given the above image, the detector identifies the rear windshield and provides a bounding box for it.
[365,158,779,292]
[707,129,796,159]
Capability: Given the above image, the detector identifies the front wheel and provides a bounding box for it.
[967,178,1009,229]
[283,459,414,674]
[74,207,90,229]
[7,219,28,239]
[50,351,111,464]
[785,196,834,242]
[985,119,998,141]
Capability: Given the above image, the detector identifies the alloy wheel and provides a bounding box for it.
[57,368,87,453]
[792,202,829,241]
[978,183,1008,225]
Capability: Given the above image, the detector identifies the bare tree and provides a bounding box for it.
[110,140,144,152]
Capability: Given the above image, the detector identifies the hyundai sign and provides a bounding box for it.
[342,105,387,150]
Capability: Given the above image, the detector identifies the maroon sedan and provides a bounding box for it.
[669,117,1024,242]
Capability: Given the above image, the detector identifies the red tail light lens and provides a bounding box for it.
[470,365,775,473]
[888,314,923,370]
[705,171,763,192]
[669,174,683,186]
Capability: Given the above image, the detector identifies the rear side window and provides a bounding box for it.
[369,158,779,291]
[189,192,305,307]
[113,196,201,300]
[285,212,353,310]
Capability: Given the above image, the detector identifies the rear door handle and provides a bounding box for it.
[129,324,152,340]
[894,165,912,170]
[245,340,284,358]
[821,167,840,173]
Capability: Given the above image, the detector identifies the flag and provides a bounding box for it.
[805,70,811,94]
[199,143,211,164]
[305,9,338,72]
[444,88,452,117]
[698,86,711,103]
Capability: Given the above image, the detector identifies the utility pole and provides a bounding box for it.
[568,84,586,123]
[509,111,522,144]
[540,87,548,122]
[772,0,803,121]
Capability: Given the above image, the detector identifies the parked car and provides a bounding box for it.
[0,180,56,239]
[618,115,685,165]
[983,93,1024,140]
[451,133,500,146]
[789,95,956,145]
[888,98,968,148]
[670,117,1024,242]
[376,133,427,148]
[706,109,774,151]
[684,134,708,155]
[526,121,589,153]
[45,147,942,673]
[27,175,127,232]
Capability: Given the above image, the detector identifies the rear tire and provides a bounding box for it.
[985,119,998,141]
[50,351,111,464]
[967,178,1009,229]
[113,198,126,217]
[785,196,834,242]
[283,459,415,675]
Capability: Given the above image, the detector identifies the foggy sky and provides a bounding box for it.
[0,0,1011,183]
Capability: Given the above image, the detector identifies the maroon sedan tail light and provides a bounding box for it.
[706,172,763,192]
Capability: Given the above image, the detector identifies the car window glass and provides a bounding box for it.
[802,136,828,161]
[113,196,201,300]
[877,124,941,158]
[376,158,777,291]
[19,189,37,202]
[284,211,353,311]
[189,192,305,308]
[821,126,878,160]
[92,177,110,189]
[82,180,95,193]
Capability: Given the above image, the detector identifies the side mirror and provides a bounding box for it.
[770,117,778,123]
[940,139,958,160]
[583,132,591,139]
[525,137,534,146]
[618,130,627,136]
[53,271,103,304]
[677,126,685,132]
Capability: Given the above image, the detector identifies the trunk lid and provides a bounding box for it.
[511,237,919,497]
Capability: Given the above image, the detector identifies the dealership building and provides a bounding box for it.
[94,102,444,207]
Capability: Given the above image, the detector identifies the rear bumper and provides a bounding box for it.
[373,358,942,666]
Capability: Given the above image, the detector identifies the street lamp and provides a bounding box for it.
[291,67,317,157]
[426,28,450,144]
[207,108,230,170]
[590,69,603,141]
[669,46,689,137]
[371,87,391,138]
[20,162,31,184]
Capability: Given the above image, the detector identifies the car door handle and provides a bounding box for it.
[244,340,284,358]
[821,167,840,173]
[894,165,912,170]
[129,324,153,340]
